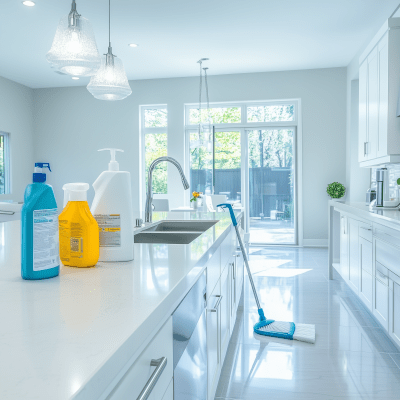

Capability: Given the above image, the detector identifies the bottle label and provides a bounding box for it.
[94,214,121,247]
[33,208,59,271]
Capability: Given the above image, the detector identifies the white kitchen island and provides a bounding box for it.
[0,210,244,400]
[328,200,400,350]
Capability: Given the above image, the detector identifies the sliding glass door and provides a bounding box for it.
[246,128,296,245]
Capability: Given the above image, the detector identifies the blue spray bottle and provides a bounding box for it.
[21,163,60,280]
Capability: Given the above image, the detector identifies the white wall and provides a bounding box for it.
[0,76,34,202]
[33,67,347,243]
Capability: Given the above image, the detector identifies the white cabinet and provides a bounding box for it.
[220,265,231,361]
[389,277,400,347]
[374,262,389,331]
[207,247,221,296]
[108,318,173,400]
[348,218,360,294]
[359,237,373,310]
[358,19,400,167]
[339,215,349,281]
[161,379,173,400]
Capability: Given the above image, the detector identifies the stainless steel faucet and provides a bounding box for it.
[145,156,190,223]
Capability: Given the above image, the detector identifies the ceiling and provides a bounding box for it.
[1,0,399,88]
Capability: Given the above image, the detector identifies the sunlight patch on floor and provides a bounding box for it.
[253,268,312,277]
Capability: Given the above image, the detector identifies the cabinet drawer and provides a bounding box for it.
[360,237,372,274]
[375,239,400,277]
[108,318,173,400]
[359,226,372,242]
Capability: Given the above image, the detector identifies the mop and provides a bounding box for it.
[218,203,316,344]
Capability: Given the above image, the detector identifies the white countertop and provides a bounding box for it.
[329,200,400,229]
[0,211,239,400]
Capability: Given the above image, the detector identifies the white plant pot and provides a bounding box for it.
[192,201,198,210]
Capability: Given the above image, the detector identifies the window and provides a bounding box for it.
[0,133,10,195]
[247,104,294,123]
[141,106,168,194]
[188,106,241,125]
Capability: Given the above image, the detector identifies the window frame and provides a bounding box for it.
[184,100,297,130]
[0,132,10,195]
[140,105,168,207]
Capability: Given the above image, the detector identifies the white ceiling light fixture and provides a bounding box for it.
[46,0,101,76]
[22,1,35,6]
[87,0,132,101]
[129,43,138,48]
[72,77,79,80]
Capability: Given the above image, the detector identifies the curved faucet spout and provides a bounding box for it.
[145,157,190,223]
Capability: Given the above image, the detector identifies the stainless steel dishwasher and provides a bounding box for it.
[173,271,207,400]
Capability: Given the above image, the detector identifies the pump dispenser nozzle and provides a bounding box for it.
[98,148,123,171]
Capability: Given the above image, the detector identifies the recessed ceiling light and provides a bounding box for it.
[22,1,35,6]
[72,77,79,80]
[129,43,138,48]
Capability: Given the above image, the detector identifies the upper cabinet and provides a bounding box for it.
[359,19,400,167]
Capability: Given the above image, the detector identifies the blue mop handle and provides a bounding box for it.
[217,203,266,321]
[217,203,237,226]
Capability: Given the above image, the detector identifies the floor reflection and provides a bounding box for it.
[215,247,400,400]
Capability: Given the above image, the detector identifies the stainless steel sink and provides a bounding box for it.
[134,231,202,244]
[143,220,218,233]
[134,220,218,244]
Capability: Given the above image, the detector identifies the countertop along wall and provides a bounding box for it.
[0,76,34,202]
[32,67,347,244]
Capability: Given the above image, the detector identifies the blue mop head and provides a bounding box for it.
[253,308,296,340]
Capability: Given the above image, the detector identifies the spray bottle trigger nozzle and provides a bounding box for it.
[35,163,51,172]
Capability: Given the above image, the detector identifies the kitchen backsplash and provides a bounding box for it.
[371,164,400,199]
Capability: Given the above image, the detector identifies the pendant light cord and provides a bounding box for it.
[198,61,203,134]
[204,68,210,123]
[109,0,111,47]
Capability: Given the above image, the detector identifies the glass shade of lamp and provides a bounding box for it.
[87,46,132,101]
[46,1,101,76]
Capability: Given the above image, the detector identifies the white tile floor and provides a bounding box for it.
[215,247,400,400]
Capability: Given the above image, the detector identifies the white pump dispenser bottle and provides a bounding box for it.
[91,149,134,261]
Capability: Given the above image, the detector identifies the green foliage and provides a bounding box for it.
[145,133,167,194]
[248,129,293,168]
[397,178,400,186]
[144,109,167,128]
[189,107,241,125]
[247,105,294,123]
[327,182,346,199]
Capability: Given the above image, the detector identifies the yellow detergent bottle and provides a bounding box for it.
[59,183,99,267]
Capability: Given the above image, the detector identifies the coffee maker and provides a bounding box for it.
[375,168,400,208]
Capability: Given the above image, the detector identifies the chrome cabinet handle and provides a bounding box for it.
[0,211,15,215]
[210,295,222,312]
[136,357,167,400]
[232,262,235,280]
[364,142,368,156]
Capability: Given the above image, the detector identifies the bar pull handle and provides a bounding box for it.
[136,357,167,400]
[210,295,222,312]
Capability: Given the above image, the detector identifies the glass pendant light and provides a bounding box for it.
[87,0,132,101]
[46,0,101,76]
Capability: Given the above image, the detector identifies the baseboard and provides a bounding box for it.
[302,239,328,247]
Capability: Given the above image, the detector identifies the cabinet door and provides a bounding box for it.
[377,33,389,157]
[374,265,389,331]
[389,280,400,347]
[359,237,373,310]
[340,215,349,281]
[367,47,379,160]
[162,379,173,400]
[348,218,359,294]
[359,59,368,162]
[207,285,221,400]
[207,247,221,296]
[235,250,244,305]
[220,265,230,361]
[229,260,237,332]
[108,318,173,400]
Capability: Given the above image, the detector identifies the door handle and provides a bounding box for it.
[136,357,167,400]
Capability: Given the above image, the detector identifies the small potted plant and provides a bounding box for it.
[190,191,202,210]
[327,182,346,201]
